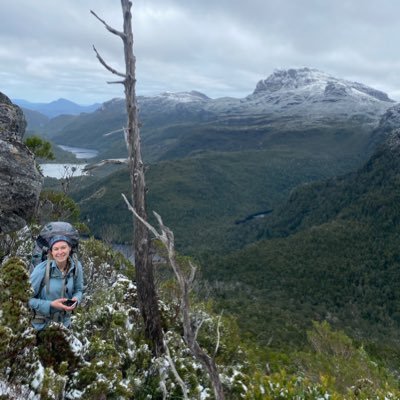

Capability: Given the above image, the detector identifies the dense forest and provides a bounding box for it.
[206,129,400,363]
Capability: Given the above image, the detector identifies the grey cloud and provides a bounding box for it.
[0,0,399,103]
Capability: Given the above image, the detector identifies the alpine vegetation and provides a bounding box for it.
[0,231,253,399]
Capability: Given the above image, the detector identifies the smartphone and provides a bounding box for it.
[63,299,77,307]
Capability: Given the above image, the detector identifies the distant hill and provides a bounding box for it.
[13,98,100,118]
[47,98,126,156]
[20,108,49,131]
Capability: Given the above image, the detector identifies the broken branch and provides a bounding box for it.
[90,10,125,39]
[93,45,126,78]
[103,128,125,137]
[83,158,128,172]
[163,335,189,400]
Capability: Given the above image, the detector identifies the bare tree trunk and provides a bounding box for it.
[92,0,164,356]
[120,0,164,356]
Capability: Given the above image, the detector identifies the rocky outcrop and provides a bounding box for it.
[368,103,400,151]
[0,92,27,139]
[376,104,400,134]
[0,92,42,233]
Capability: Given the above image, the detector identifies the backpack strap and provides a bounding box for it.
[37,259,51,296]
[72,253,78,280]
[61,274,67,299]
[44,259,51,296]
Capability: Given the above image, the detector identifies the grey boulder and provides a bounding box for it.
[0,92,42,233]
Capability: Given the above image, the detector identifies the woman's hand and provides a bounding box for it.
[51,298,77,311]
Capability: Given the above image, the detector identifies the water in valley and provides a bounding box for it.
[40,145,99,178]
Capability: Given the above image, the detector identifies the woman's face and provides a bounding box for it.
[50,241,71,265]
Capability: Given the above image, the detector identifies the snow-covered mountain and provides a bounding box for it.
[252,68,391,101]
[136,67,396,131]
[39,67,399,158]
[22,68,396,128]
[35,67,396,130]
[205,68,395,129]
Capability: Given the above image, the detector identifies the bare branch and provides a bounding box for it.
[93,45,126,78]
[163,336,189,400]
[104,128,125,137]
[123,127,129,149]
[214,311,223,358]
[121,194,161,239]
[83,159,128,172]
[194,317,205,341]
[158,366,168,400]
[90,10,125,39]
[188,261,197,285]
[107,80,126,85]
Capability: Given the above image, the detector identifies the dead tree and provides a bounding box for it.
[91,0,164,356]
[122,197,226,400]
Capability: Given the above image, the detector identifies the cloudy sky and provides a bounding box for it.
[1,0,399,104]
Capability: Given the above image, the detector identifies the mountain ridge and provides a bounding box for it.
[34,67,397,163]
[23,67,397,135]
[14,97,101,118]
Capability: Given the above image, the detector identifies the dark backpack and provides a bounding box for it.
[30,221,80,272]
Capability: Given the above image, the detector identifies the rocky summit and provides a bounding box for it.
[252,68,392,102]
[226,67,395,128]
[0,92,42,233]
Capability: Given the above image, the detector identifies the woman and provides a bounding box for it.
[29,235,84,330]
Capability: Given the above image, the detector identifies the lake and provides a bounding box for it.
[40,145,98,178]
[58,145,99,159]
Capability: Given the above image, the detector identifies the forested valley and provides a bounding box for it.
[3,59,400,398]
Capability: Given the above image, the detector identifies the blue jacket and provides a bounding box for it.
[28,257,84,330]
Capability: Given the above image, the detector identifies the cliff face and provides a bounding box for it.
[0,92,42,233]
